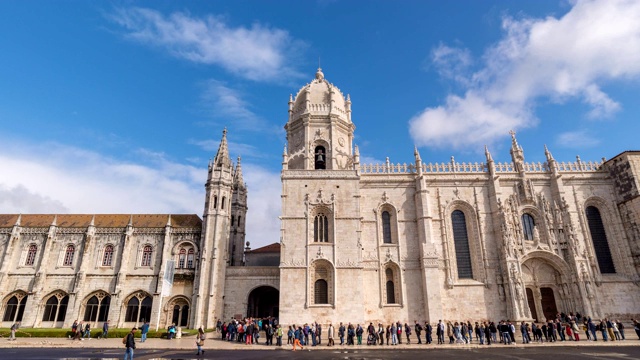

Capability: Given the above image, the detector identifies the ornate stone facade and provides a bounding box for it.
[1,69,639,330]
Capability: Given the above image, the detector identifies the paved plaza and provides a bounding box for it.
[1,335,639,359]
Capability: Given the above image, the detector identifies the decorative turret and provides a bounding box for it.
[509,130,525,174]
[485,145,495,176]
[545,144,559,175]
[233,156,246,190]
[414,146,423,175]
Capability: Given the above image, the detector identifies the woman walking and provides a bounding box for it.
[196,327,205,356]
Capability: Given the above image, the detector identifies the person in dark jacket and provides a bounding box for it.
[425,322,433,344]
[124,327,137,360]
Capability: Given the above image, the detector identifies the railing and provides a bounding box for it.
[359,159,605,174]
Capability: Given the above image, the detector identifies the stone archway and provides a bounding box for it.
[521,257,565,322]
[246,286,279,319]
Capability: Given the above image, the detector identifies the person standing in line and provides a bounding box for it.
[140,322,149,343]
[414,321,422,344]
[632,319,640,340]
[616,320,625,340]
[276,325,283,346]
[102,320,110,339]
[124,327,137,360]
[292,326,304,351]
[338,323,345,346]
[484,322,492,345]
[328,323,334,346]
[390,323,397,345]
[317,323,323,345]
[378,323,384,345]
[195,327,205,356]
[425,321,433,345]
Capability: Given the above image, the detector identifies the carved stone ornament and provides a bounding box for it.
[316,246,325,260]
[385,248,393,262]
[306,188,335,206]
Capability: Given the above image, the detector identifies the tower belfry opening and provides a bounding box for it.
[314,146,326,170]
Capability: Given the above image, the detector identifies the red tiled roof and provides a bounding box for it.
[0,214,202,228]
[245,242,281,254]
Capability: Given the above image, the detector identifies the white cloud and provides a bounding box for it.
[188,138,263,159]
[110,7,304,82]
[411,0,640,149]
[0,139,280,248]
[431,44,473,85]
[555,130,601,148]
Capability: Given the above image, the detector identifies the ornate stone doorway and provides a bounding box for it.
[526,288,539,321]
[246,286,279,319]
[540,287,558,321]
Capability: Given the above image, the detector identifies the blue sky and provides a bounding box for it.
[1,0,639,248]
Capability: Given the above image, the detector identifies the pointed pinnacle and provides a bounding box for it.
[166,214,172,227]
[89,214,95,227]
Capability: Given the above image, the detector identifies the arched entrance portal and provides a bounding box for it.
[540,287,558,321]
[247,286,279,319]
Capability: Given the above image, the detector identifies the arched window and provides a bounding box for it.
[25,244,37,266]
[314,146,326,170]
[141,245,153,267]
[83,293,110,322]
[237,216,241,226]
[382,211,392,244]
[221,196,226,210]
[63,245,75,266]
[172,304,180,325]
[586,206,616,274]
[213,195,218,209]
[3,294,27,322]
[125,297,139,322]
[102,245,114,267]
[231,215,235,227]
[385,268,396,304]
[42,294,68,322]
[178,249,186,268]
[314,279,328,304]
[522,214,536,241]
[451,210,473,279]
[314,214,329,242]
[187,249,195,269]
[125,294,152,323]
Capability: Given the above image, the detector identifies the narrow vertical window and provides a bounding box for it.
[141,245,152,267]
[63,245,75,266]
[522,214,535,240]
[231,215,235,227]
[237,216,241,226]
[102,245,113,266]
[586,206,616,274]
[213,196,218,209]
[221,196,226,210]
[26,244,37,266]
[451,210,473,279]
[382,211,392,244]
[187,248,195,269]
[178,249,186,268]
[314,214,329,242]
[385,268,396,304]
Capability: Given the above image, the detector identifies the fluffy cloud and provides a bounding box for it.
[410,0,640,149]
[555,130,601,148]
[0,139,281,248]
[110,7,304,82]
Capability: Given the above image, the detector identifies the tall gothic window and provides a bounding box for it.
[187,248,195,269]
[451,210,473,279]
[586,206,616,274]
[314,214,329,242]
[2,294,27,322]
[42,293,69,322]
[522,213,536,241]
[231,215,235,227]
[178,249,186,268]
[314,279,328,304]
[141,245,153,267]
[102,245,114,267]
[237,216,241,226]
[221,196,226,210]
[382,211,392,244]
[385,268,396,304]
[213,195,218,209]
[25,244,37,266]
[63,245,75,266]
[314,146,326,170]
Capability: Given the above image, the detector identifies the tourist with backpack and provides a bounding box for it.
[123,327,137,360]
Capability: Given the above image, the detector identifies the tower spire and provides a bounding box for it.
[213,128,232,169]
[234,156,245,188]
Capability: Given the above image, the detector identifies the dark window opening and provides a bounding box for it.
[586,206,616,274]
[382,211,392,244]
[451,210,473,279]
[314,279,328,304]
[522,214,536,241]
[314,146,326,170]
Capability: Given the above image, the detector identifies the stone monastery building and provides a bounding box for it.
[1,69,639,330]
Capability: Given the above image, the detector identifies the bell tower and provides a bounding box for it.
[193,128,233,328]
[284,68,356,170]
